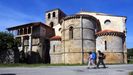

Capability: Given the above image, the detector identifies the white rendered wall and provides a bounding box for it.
[53,24,61,36]
[78,12,126,33]
[96,36,123,52]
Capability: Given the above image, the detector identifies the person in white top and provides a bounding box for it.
[87,52,96,69]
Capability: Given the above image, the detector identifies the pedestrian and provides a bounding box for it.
[87,52,95,69]
[97,50,106,68]
[91,51,97,68]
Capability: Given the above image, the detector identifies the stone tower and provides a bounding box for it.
[45,9,66,28]
[45,9,66,36]
[47,9,66,64]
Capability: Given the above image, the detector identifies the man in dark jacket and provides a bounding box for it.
[97,50,106,68]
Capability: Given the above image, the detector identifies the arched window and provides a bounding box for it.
[104,20,111,25]
[50,22,54,28]
[69,26,73,39]
[58,28,61,31]
[48,13,51,19]
[105,41,107,50]
[53,12,56,17]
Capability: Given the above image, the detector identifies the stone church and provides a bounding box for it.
[7,9,127,64]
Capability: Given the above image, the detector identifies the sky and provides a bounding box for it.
[0,0,133,48]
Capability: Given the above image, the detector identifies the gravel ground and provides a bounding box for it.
[0,64,133,75]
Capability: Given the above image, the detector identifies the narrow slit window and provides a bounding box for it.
[53,45,55,52]
[69,26,73,39]
[105,41,107,50]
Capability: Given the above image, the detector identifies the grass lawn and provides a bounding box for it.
[128,59,133,64]
[129,71,133,75]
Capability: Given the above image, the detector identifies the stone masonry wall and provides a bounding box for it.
[96,35,126,63]
[62,17,97,64]
[45,10,59,26]
[50,40,62,64]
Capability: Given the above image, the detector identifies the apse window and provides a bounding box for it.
[104,20,111,25]
[105,41,107,50]
[53,45,55,52]
[69,26,73,39]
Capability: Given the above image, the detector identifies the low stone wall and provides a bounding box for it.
[104,52,126,64]
[63,52,82,64]
[50,53,63,64]
[62,52,90,64]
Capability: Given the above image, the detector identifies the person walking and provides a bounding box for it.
[91,51,97,68]
[87,52,95,69]
[97,50,106,68]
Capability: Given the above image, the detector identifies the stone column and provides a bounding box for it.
[28,26,33,54]
[28,35,32,52]
[22,28,24,35]
[80,16,84,64]
[62,20,65,64]
[21,36,24,51]
[124,40,127,64]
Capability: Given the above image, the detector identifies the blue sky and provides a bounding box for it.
[0,0,133,48]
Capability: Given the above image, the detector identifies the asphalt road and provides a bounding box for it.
[0,64,133,75]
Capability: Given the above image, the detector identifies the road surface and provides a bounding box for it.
[0,64,133,75]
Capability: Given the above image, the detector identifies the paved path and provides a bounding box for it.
[0,64,133,75]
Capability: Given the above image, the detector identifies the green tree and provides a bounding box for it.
[127,48,133,59]
[0,32,19,64]
[0,32,13,49]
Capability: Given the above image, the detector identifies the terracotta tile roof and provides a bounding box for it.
[96,30,120,34]
[50,36,61,40]
[96,30,125,38]
[7,22,52,31]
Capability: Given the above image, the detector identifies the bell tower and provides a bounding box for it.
[45,9,66,27]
